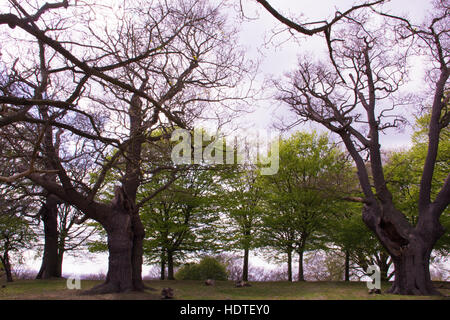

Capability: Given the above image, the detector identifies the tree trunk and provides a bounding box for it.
[36,195,60,279]
[287,250,292,282]
[363,205,444,295]
[130,211,145,290]
[86,187,136,294]
[297,249,305,281]
[1,252,13,282]
[88,210,134,294]
[344,250,350,282]
[243,248,249,282]
[167,251,175,280]
[160,250,166,280]
[56,249,64,278]
[387,239,439,295]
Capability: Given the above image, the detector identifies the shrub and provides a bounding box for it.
[175,256,228,280]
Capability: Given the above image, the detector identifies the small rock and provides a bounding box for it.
[368,288,381,294]
[205,279,215,286]
[161,287,174,299]
[235,280,251,288]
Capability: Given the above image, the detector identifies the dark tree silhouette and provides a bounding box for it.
[273,5,449,294]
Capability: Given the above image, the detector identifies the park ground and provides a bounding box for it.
[0,279,449,300]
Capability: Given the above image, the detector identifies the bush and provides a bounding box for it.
[175,256,228,280]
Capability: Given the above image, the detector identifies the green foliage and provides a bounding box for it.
[0,214,37,264]
[141,165,224,265]
[175,256,228,280]
[217,165,263,253]
[256,131,352,259]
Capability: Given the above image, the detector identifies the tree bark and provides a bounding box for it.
[243,248,249,282]
[297,249,305,281]
[344,250,350,282]
[160,251,166,280]
[56,249,64,278]
[88,194,134,294]
[287,250,292,282]
[36,194,60,279]
[167,251,175,280]
[1,251,13,282]
[130,211,145,290]
[363,205,444,295]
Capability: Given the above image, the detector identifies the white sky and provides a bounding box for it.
[234,0,434,151]
[19,0,438,277]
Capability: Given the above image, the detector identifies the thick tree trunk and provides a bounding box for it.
[297,250,305,281]
[167,251,175,280]
[36,195,60,279]
[344,250,350,282]
[363,205,444,295]
[88,210,134,294]
[387,239,439,295]
[243,248,249,282]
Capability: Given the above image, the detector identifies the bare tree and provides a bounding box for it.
[0,0,252,293]
[273,4,449,295]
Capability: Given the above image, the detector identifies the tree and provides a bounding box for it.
[0,0,252,293]
[384,111,450,256]
[258,131,349,281]
[54,203,97,277]
[273,4,449,294]
[326,205,394,282]
[141,166,222,280]
[219,165,263,282]
[0,214,37,282]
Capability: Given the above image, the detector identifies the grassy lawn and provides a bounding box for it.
[0,279,448,300]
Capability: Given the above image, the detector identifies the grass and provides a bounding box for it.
[0,279,448,300]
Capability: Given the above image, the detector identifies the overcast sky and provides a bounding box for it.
[20,0,438,277]
[233,0,435,151]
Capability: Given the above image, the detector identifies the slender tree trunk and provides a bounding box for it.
[36,195,60,279]
[344,250,350,282]
[243,248,249,282]
[167,251,174,280]
[297,250,305,281]
[56,248,64,278]
[287,250,292,282]
[160,250,166,280]
[1,253,13,282]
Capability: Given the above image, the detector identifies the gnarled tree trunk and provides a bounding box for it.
[88,187,135,294]
[363,205,444,295]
